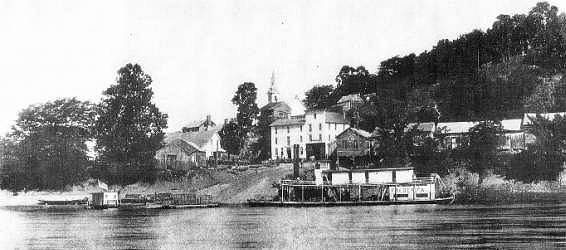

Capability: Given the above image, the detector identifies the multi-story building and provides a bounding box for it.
[270,109,350,160]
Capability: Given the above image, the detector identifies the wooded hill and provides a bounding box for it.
[320,2,566,125]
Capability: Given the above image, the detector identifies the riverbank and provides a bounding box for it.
[0,163,296,206]
[442,168,566,204]
[2,163,565,207]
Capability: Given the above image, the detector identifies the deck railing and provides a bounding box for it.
[281,176,436,186]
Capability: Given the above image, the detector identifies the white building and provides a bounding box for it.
[270,109,350,160]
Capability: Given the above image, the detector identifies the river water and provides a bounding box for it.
[1,203,565,249]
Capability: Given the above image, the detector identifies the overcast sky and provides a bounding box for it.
[0,0,552,135]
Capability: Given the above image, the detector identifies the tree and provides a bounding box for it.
[219,119,242,157]
[409,127,451,176]
[509,114,566,182]
[232,82,259,138]
[1,98,96,190]
[356,92,413,167]
[332,65,376,102]
[464,120,504,184]
[95,64,168,183]
[302,85,334,110]
[253,110,273,161]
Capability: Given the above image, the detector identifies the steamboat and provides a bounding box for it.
[248,167,454,207]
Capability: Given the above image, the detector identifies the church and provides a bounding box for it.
[262,73,350,161]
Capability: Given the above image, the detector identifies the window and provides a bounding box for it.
[319,134,322,141]
[309,134,312,141]
[287,126,289,133]
[335,123,337,130]
[319,123,322,130]
[354,141,358,149]
[275,138,278,145]
[309,124,312,132]
[300,136,303,142]
[314,113,317,119]
[300,147,304,155]
[275,128,278,134]
[166,155,177,169]
[287,136,290,146]
[300,125,303,132]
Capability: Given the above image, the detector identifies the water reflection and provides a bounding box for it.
[1,203,565,249]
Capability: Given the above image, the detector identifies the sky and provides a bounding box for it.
[0,0,554,135]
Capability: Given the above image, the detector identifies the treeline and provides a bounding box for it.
[300,2,566,184]
[308,2,566,123]
[0,64,168,191]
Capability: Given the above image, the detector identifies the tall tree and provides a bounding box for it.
[231,82,259,139]
[254,110,273,161]
[95,64,167,182]
[2,98,96,190]
[302,84,335,110]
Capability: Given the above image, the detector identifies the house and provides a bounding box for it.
[156,128,225,170]
[406,122,436,137]
[436,121,477,149]
[270,109,350,160]
[334,127,374,168]
[155,137,206,171]
[500,119,524,152]
[405,122,436,146]
[335,93,364,112]
[181,115,216,133]
[434,118,533,152]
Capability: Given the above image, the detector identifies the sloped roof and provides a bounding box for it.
[341,127,372,138]
[270,118,305,127]
[183,119,216,129]
[406,122,435,133]
[337,94,363,104]
[501,119,522,131]
[325,112,349,124]
[260,101,291,112]
[165,128,220,149]
[522,112,566,126]
[437,122,478,134]
[166,139,201,155]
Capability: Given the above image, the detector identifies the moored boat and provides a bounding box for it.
[248,167,454,207]
[38,198,89,206]
[248,196,454,207]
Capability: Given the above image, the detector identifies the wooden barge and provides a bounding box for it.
[89,192,218,209]
[248,167,454,207]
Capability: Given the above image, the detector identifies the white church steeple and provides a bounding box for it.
[267,71,279,103]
